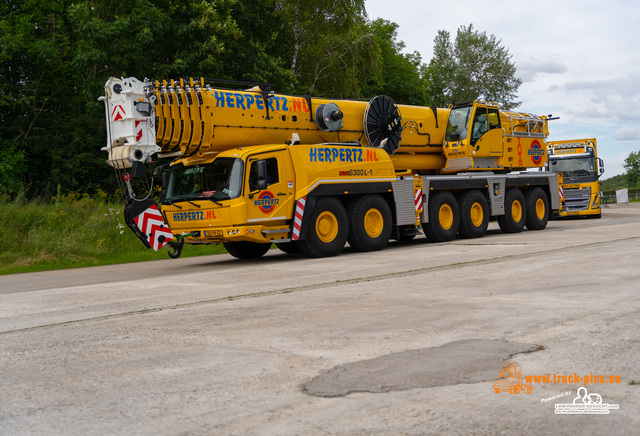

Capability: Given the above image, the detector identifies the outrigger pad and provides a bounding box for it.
[124,198,174,251]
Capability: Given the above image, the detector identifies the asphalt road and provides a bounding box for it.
[1,204,639,435]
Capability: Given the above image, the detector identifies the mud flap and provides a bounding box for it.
[124,198,174,251]
[291,195,316,241]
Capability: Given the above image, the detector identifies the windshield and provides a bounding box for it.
[549,156,597,182]
[445,106,472,141]
[163,158,244,203]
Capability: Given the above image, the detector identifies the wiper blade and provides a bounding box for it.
[169,196,201,208]
[206,197,224,206]
[165,199,182,209]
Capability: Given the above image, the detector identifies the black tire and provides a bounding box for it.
[166,238,184,259]
[422,191,460,242]
[275,241,301,254]
[223,241,271,259]
[298,196,348,258]
[457,190,489,239]
[525,187,549,230]
[397,233,416,242]
[347,195,393,252]
[498,189,526,233]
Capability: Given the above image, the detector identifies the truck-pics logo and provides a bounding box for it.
[493,360,533,394]
[254,190,278,214]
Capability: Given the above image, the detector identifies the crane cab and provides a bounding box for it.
[442,101,549,173]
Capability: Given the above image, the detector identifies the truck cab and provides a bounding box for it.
[547,139,604,217]
[160,141,399,258]
[162,144,296,247]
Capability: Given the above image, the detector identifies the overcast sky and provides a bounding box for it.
[365,0,640,177]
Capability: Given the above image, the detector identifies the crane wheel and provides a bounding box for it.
[223,241,271,259]
[298,197,348,258]
[525,187,549,230]
[498,189,526,233]
[457,190,489,239]
[422,191,460,242]
[276,241,301,254]
[347,195,392,252]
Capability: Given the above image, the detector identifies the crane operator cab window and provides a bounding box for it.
[249,157,279,192]
[470,107,501,147]
[445,106,471,141]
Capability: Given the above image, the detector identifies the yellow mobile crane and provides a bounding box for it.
[100,77,560,259]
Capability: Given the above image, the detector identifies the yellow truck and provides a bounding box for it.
[100,77,561,258]
[547,139,604,218]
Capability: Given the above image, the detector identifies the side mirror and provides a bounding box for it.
[162,171,169,192]
[598,157,605,176]
[257,159,268,190]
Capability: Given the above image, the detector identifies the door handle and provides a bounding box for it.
[277,192,287,196]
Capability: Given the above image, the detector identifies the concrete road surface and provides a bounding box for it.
[1,204,639,435]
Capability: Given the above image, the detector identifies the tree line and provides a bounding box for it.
[1,0,522,197]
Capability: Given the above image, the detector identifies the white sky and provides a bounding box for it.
[365,0,640,177]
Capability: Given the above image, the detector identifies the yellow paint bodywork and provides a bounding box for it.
[151,79,555,245]
[443,102,550,172]
[153,80,447,172]
[162,143,397,244]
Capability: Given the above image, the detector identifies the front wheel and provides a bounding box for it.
[275,241,301,254]
[298,196,348,258]
[223,241,271,259]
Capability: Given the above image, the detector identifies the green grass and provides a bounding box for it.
[0,192,226,275]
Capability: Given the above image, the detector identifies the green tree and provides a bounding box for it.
[0,0,431,198]
[362,19,427,105]
[424,24,522,109]
[276,0,375,97]
[1,0,76,195]
[623,150,640,188]
[0,140,26,195]
[0,0,241,196]
[222,0,292,87]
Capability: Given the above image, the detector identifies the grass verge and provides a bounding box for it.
[0,193,226,275]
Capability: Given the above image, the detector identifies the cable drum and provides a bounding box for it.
[315,103,344,132]
[363,95,403,154]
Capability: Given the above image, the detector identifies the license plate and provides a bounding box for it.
[204,230,223,237]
